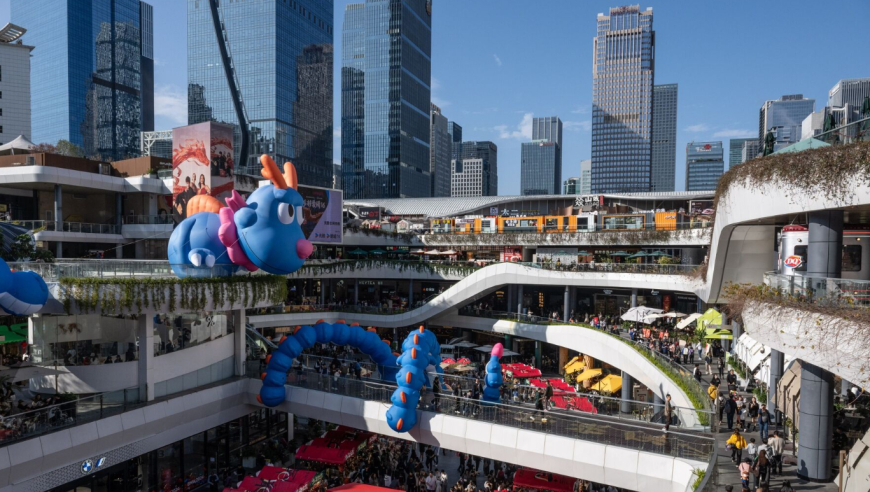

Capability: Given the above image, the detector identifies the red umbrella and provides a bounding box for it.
[456,357,471,364]
[441,358,456,364]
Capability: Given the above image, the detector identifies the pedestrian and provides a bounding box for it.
[727,370,738,392]
[717,357,726,379]
[779,480,794,492]
[425,472,437,492]
[758,404,771,441]
[768,432,785,476]
[662,394,674,433]
[753,450,771,489]
[746,438,758,463]
[738,458,752,489]
[545,381,554,408]
[705,351,713,375]
[693,364,702,383]
[748,397,760,432]
[432,378,441,412]
[727,429,747,463]
[724,395,737,430]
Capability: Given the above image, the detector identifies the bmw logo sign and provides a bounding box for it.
[81,459,94,474]
[96,457,107,468]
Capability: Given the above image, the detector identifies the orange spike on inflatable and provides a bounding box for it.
[260,373,267,380]
[316,319,325,324]
[413,334,419,344]
[265,354,272,364]
[419,326,425,333]
[411,348,417,359]
[336,320,346,324]
[382,339,390,345]
[279,335,287,344]
[396,418,404,431]
[400,391,407,404]
[392,352,401,357]
[256,395,263,404]
[405,372,413,384]
[350,322,360,327]
[283,161,298,190]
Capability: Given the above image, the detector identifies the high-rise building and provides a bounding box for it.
[0,24,34,143]
[532,116,563,149]
[828,78,870,113]
[448,121,463,161]
[451,158,485,197]
[13,0,151,160]
[579,159,592,195]
[340,3,365,198]
[457,141,498,196]
[741,140,760,164]
[651,84,677,191]
[341,0,432,199]
[728,138,756,169]
[758,94,815,152]
[591,5,655,193]
[685,141,724,191]
[521,140,561,195]
[430,104,451,197]
[188,0,333,187]
[333,163,342,190]
[564,177,580,195]
[140,1,154,132]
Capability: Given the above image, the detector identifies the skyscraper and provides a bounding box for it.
[828,78,870,112]
[564,177,580,195]
[579,159,592,195]
[758,94,815,152]
[448,121,462,159]
[188,0,334,187]
[741,140,760,164]
[341,0,432,199]
[0,24,33,143]
[533,116,563,149]
[13,0,151,160]
[457,141,498,196]
[340,3,365,198]
[429,104,451,197]
[651,84,677,191]
[521,141,561,196]
[728,138,756,169]
[451,158,485,198]
[685,141,724,191]
[140,1,154,132]
[591,5,655,193]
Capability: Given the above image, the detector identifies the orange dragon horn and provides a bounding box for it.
[260,154,287,189]
[283,161,298,190]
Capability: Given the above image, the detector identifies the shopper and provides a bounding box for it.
[724,395,737,430]
[726,429,747,463]
[662,394,674,433]
[768,432,785,476]
[758,404,772,441]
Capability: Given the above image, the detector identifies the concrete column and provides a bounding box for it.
[287,416,295,442]
[620,372,633,413]
[507,286,514,315]
[563,286,570,321]
[807,210,844,279]
[534,341,542,369]
[558,347,568,372]
[797,361,834,482]
[137,315,155,401]
[116,244,123,259]
[54,184,63,258]
[115,192,122,228]
[722,314,731,353]
[631,289,638,308]
[408,278,414,306]
[732,320,742,341]
[233,309,247,377]
[517,285,524,316]
[504,334,513,348]
[768,349,784,414]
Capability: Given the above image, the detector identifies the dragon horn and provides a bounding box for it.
[260,154,287,189]
[283,161,298,190]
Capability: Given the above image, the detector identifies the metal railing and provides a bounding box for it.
[7,259,241,280]
[1,220,120,235]
[254,369,714,462]
[811,115,870,147]
[349,221,712,237]
[122,214,174,225]
[763,271,870,308]
[0,387,140,447]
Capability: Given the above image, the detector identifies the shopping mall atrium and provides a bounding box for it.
[0,134,865,492]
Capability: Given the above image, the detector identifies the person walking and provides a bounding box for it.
[717,357,726,379]
[757,404,772,441]
[432,378,441,412]
[753,450,771,489]
[768,431,785,476]
[724,395,737,430]
[662,394,674,433]
[705,351,713,375]
[747,397,760,432]
[726,429,747,463]
[545,381,554,408]
[693,364,702,383]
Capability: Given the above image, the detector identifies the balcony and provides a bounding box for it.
[1,220,120,235]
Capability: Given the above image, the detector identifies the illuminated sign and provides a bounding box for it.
[694,143,713,152]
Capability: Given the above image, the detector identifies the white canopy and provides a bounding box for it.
[620,306,664,324]
[660,311,688,319]
[676,313,703,329]
[0,135,35,155]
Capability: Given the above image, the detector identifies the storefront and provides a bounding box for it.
[49,410,289,492]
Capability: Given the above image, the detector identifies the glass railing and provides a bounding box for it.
[810,115,870,147]
[1,220,121,234]
[348,221,712,237]
[122,214,174,225]
[7,259,241,280]
[763,271,870,307]
[157,169,174,179]
[0,387,141,447]
[252,369,714,461]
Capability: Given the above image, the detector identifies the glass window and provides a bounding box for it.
[31,314,138,367]
[153,311,234,357]
[843,245,862,272]
[156,442,181,492]
[183,433,207,491]
[793,245,808,272]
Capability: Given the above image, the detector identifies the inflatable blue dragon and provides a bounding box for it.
[168,154,314,278]
[0,259,48,316]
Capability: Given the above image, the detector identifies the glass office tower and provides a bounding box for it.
[521,140,560,196]
[728,138,756,170]
[13,0,149,160]
[685,141,724,191]
[457,141,498,196]
[591,5,655,193]
[340,3,365,198]
[651,84,677,192]
[341,0,432,199]
[758,95,815,152]
[430,104,451,197]
[188,0,334,187]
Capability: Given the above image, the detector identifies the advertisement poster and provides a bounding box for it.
[297,185,343,244]
[171,122,235,223]
[500,246,522,262]
[689,200,714,216]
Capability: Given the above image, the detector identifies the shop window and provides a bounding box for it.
[183,433,207,491]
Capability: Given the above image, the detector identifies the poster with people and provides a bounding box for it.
[171,122,235,224]
[297,185,343,244]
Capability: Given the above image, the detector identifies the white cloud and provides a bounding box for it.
[431,77,451,108]
[571,106,589,114]
[333,128,341,138]
[685,123,710,132]
[496,113,533,140]
[564,120,592,131]
[493,54,502,67]
[154,85,187,125]
[713,129,755,138]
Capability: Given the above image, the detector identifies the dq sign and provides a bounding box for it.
[784,255,803,268]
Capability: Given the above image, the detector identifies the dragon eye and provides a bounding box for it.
[296,206,304,224]
[277,203,294,224]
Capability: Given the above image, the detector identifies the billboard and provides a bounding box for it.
[298,185,343,244]
[358,207,382,220]
[171,122,235,223]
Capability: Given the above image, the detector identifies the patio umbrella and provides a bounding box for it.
[608,251,630,257]
[0,365,64,383]
[441,249,458,255]
[590,374,622,394]
[473,345,494,353]
[563,356,585,374]
[704,328,733,340]
[620,306,664,323]
[660,311,688,318]
[501,349,520,357]
[574,368,602,382]
[456,357,471,364]
[452,341,478,348]
[348,248,368,256]
[576,251,591,256]
[647,251,672,257]
[424,249,441,255]
[440,358,456,365]
[697,308,722,329]
[627,252,647,259]
[676,313,702,329]
[410,249,426,255]
[369,249,386,255]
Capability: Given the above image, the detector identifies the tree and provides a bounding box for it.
[30,140,85,158]
[0,234,54,263]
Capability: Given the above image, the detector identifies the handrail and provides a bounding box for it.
[253,369,715,461]
[1,220,121,235]
[763,271,870,307]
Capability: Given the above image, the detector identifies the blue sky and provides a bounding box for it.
[1,0,868,194]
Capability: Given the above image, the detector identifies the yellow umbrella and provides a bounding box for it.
[574,368,602,382]
[563,356,586,375]
[590,374,623,394]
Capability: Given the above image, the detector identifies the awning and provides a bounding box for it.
[590,374,622,393]
[777,360,803,429]
[512,469,575,492]
[0,135,35,155]
[295,445,353,465]
[697,308,722,328]
[676,313,702,329]
[620,306,664,324]
[563,356,585,374]
[574,368,603,382]
[704,328,732,340]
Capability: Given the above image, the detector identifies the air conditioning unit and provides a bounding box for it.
[97,163,110,175]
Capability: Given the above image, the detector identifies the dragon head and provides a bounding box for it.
[234,155,313,275]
